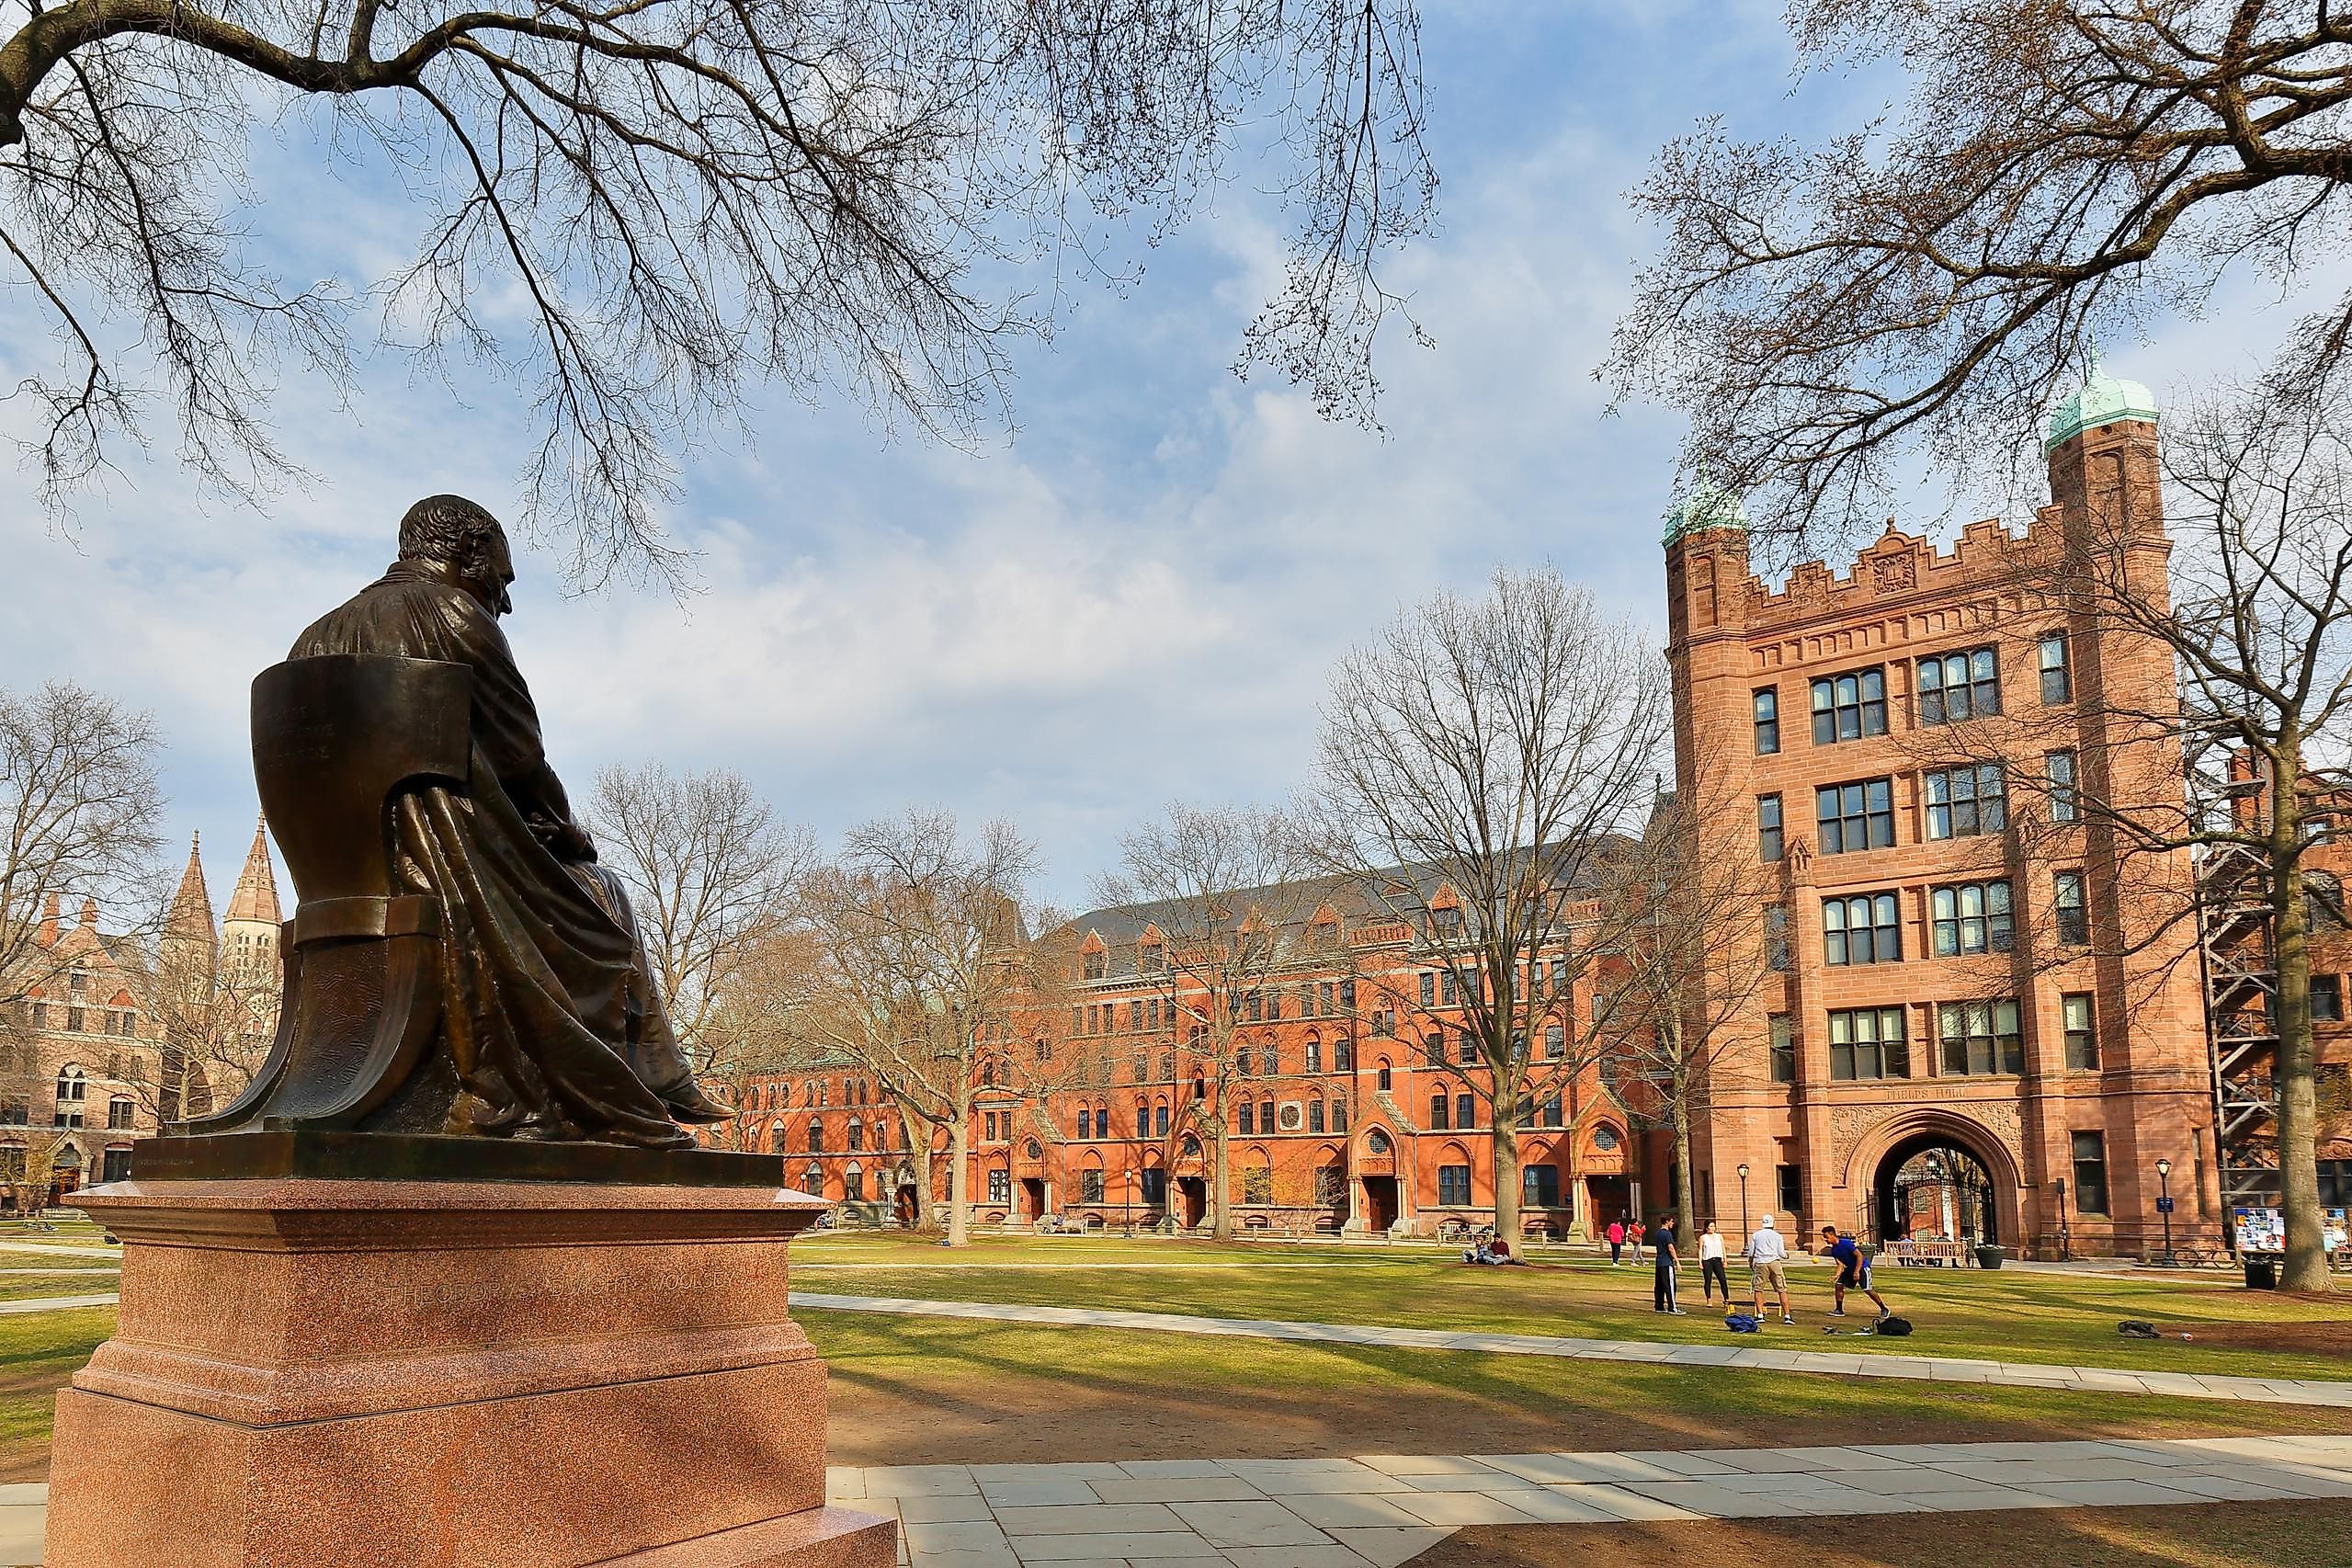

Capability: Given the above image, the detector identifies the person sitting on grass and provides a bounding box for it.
[1822,1225,1892,1323]
[1744,1211,1792,1325]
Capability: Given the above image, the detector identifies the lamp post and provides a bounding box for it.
[2157,1157,2175,1265]
[1737,1163,1751,1241]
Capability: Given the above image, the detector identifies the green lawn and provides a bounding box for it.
[804,1308,2351,1468]
[0,1309,110,1480]
[791,1231,2352,1381]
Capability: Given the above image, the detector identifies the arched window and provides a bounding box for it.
[1333,1038,1355,1073]
[845,1165,866,1201]
[1376,1060,1392,1091]
[1259,1045,1279,1077]
[1153,1100,1170,1137]
[847,1119,865,1152]
[54,1066,85,1128]
[1236,1046,1252,1077]
[1331,1099,1349,1133]
[802,1162,824,1194]
[807,1119,825,1153]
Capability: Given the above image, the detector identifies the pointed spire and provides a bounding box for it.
[165,832,216,949]
[77,896,97,932]
[38,892,59,947]
[224,813,282,926]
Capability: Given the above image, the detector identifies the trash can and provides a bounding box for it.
[2245,1256,2279,1290]
[1975,1244,2005,1270]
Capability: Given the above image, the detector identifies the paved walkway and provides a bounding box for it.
[790,1292,2352,1409]
[820,1435,2352,1566]
[6,1437,2346,1566]
[0,1244,116,1260]
[0,1295,115,1316]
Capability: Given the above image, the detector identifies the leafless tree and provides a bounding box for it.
[785,809,1036,1245]
[1312,568,1673,1241]
[1595,750,1778,1245]
[0,683,165,1054]
[586,762,812,1085]
[1093,801,1324,1241]
[1608,2,2352,558]
[0,0,1434,584]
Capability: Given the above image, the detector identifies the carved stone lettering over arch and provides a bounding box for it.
[1830,1100,2026,1178]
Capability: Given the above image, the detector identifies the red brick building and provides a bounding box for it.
[732,894,1644,1240]
[1663,361,2220,1257]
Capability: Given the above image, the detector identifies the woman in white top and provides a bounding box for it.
[1699,1219,1731,1303]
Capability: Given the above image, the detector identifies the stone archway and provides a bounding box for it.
[1845,1111,2022,1249]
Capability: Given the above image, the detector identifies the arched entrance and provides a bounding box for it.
[1872,1133,2001,1247]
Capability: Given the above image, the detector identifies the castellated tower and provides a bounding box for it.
[1659,357,2216,1258]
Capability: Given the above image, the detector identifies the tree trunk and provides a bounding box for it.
[1210,1073,1233,1241]
[911,1114,938,1233]
[947,1076,972,1248]
[2274,824,2330,1291]
[1673,1079,1698,1247]
[1492,1103,1521,1242]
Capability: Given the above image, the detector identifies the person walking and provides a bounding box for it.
[1652,1213,1684,1313]
[1745,1212,1792,1325]
[1606,1219,1625,1266]
[1822,1225,1891,1322]
[1628,1220,1646,1264]
[1699,1218,1731,1303]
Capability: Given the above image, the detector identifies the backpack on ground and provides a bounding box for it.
[1872,1315,1914,1336]
[1724,1312,1761,1334]
[2119,1320,2160,1339]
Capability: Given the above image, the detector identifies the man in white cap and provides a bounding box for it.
[1745,1211,1793,1325]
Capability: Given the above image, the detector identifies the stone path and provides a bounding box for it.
[790,1292,2352,1409]
[5,1437,2346,1566]
[0,1295,115,1316]
[0,1244,116,1261]
[821,1435,2352,1566]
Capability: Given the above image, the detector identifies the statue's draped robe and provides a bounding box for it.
[291,562,685,1146]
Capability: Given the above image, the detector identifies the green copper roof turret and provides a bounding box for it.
[1662,475,1748,545]
[2046,344,2159,452]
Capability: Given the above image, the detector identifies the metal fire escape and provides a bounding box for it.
[2193,766,2282,1216]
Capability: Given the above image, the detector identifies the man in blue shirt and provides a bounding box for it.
[1821,1225,1891,1323]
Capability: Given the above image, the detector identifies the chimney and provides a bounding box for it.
[38,893,59,947]
[78,896,98,934]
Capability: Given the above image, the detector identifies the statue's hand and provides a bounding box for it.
[531,815,598,863]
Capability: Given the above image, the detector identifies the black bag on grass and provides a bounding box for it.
[1873,1315,1914,1336]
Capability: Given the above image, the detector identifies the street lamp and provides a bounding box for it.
[2156,1157,2175,1265]
[1736,1163,1751,1241]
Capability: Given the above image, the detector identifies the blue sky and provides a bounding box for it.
[0,1,2323,913]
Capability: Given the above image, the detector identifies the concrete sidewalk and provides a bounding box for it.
[11,1436,2348,1566]
[823,1433,2352,1567]
[790,1290,2352,1409]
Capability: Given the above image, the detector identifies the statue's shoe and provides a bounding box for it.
[659,1081,736,1125]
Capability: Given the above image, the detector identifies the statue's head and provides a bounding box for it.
[398,494,516,617]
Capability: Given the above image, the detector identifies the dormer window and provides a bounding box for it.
[1431,906,1462,937]
[1138,941,1165,974]
[1082,949,1107,982]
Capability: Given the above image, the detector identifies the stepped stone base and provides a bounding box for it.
[43,1166,895,1568]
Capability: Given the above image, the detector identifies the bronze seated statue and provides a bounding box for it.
[181,496,731,1150]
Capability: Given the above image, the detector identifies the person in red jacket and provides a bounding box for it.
[1606,1219,1625,1266]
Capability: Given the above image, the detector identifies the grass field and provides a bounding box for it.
[792,1231,2352,1382]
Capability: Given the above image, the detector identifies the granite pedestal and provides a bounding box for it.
[43,1138,895,1568]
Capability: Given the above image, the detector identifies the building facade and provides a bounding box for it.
[0,821,282,1208]
[1663,363,2220,1258]
[725,893,1647,1240]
